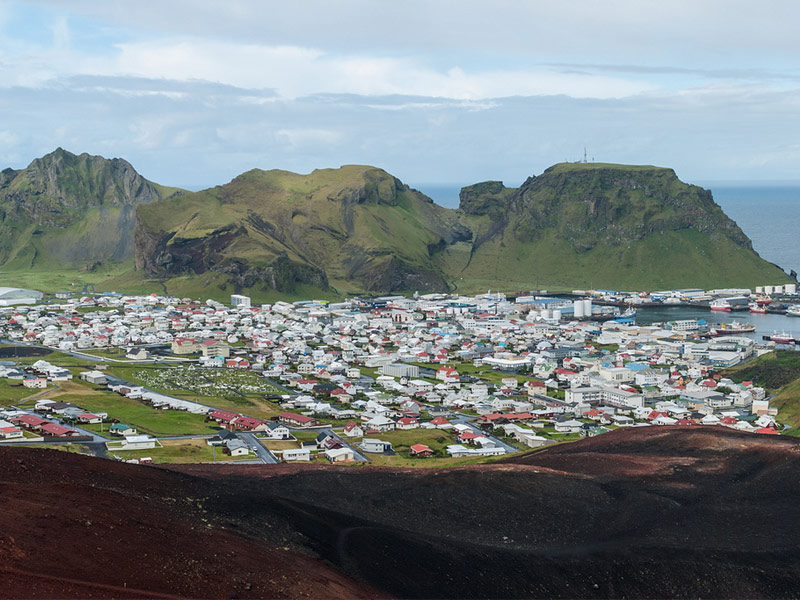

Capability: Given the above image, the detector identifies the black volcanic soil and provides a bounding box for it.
[3,426,800,599]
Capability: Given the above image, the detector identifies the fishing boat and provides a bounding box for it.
[769,331,797,344]
[709,321,756,336]
[749,303,767,314]
[787,305,800,317]
[756,296,773,306]
[710,299,731,312]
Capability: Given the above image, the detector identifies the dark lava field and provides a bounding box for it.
[2,426,799,599]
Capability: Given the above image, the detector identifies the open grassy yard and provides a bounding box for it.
[0,380,52,406]
[260,439,300,451]
[107,437,254,464]
[411,361,538,386]
[45,381,220,437]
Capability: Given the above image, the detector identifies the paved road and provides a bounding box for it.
[239,431,278,464]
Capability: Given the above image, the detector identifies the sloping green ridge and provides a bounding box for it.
[0,153,792,300]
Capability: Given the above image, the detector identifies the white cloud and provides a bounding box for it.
[276,128,343,149]
[80,38,654,100]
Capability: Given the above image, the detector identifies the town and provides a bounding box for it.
[0,286,790,467]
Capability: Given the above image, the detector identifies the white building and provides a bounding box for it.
[0,287,44,306]
[231,294,251,308]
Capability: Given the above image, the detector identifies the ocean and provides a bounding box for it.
[413,183,800,277]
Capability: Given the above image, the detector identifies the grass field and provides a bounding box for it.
[44,381,220,437]
[0,380,51,406]
[107,437,254,464]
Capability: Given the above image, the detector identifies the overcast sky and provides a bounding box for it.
[2,0,800,191]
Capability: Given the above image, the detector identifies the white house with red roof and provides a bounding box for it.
[436,366,461,384]
[342,421,364,437]
[396,416,419,430]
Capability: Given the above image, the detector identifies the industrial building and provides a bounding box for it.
[0,287,44,306]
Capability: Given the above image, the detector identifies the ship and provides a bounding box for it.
[749,302,767,314]
[766,331,797,344]
[787,305,800,317]
[710,299,731,312]
[709,321,756,336]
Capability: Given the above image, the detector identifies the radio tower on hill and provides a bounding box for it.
[582,147,588,163]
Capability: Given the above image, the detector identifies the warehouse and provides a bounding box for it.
[0,287,44,306]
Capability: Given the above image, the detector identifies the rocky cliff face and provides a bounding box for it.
[0,148,176,268]
[506,165,752,252]
[134,165,468,294]
[134,215,329,294]
[0,148,164,227]
[446,162,788,290]
[0,152,786,293]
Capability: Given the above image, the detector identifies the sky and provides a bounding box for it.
[2,0,800,191]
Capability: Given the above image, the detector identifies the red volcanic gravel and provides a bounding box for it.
[3,426,800,599]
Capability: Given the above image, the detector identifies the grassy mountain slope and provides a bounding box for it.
[443,163,790,292]
[0,148,181,274]
[724,350,800,435]
[135,165,469,296]
[0,152,790,299]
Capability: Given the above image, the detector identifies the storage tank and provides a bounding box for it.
[573,300,585,318]
[553,309,562,321]
[774,285,784,295]
[786,284,797,295]
[756,286,764,295]
[583,299,593,316]
[765,285,774,295]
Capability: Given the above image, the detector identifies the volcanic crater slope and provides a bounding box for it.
[3,426,800,599]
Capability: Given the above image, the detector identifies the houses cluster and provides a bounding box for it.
[0,289,786,458]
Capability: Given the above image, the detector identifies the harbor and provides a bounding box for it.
[633,305,800,346]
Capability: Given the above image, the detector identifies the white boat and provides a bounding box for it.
[770,331,797,344]
[709,321,756,335]
[710,299,731,312]
[787,305,800,317]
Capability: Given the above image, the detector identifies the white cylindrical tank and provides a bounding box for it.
[774,285,784,294]
[553,309,562,321]
[543,309,551,320]
[583,299,593,316]
[786,284,797,295]
[756,286,764,294]
[765,285,774,295]
[573,300,585,318]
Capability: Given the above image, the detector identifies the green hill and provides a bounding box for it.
[0,152,791,299]
[442,163,790,292]
[0,148,181,277]
[134,165,469,297]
